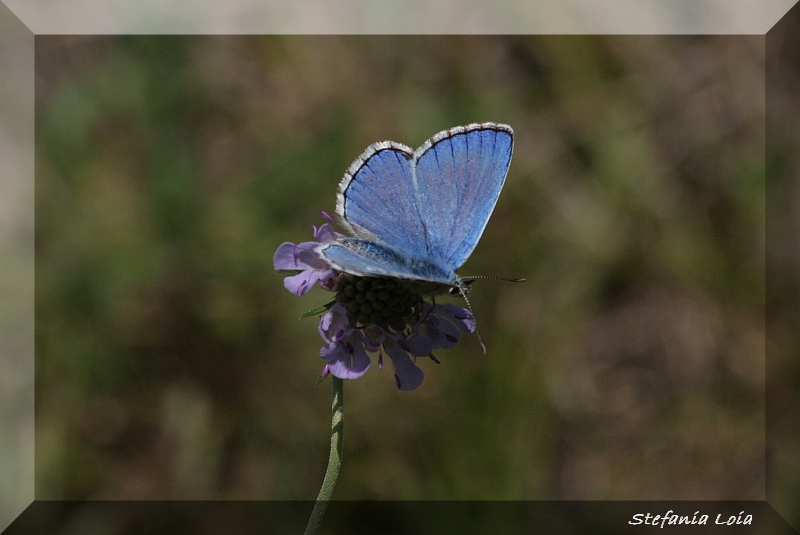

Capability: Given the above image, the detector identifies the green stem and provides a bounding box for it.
[303,376,344,535]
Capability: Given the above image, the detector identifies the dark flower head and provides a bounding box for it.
[276,214,476,391]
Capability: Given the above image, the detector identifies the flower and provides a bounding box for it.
[274,214,476,390]
[273,215,341,295]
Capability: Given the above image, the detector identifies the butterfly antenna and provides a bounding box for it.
[461,275,527,283]
[456,276,525,354]
[455,282,487,354]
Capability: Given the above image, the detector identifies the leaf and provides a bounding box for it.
[300,300,335,319]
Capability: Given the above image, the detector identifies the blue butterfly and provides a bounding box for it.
[317,123,514,293]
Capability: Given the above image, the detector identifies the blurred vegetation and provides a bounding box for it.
[36,35,770,508]
[765,10,800,531]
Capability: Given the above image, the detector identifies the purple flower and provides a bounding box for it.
[276,214,476,390]
[318,304,373,380]
[273,215,341,295]
[316,300,474,391]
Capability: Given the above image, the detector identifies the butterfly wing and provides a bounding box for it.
[413,124,514,270]
[318,238,457,284]
[334,141,428,250]
[321,123,513,282]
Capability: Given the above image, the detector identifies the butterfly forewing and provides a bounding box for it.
[413,124,513,269]
[335,142,427,248]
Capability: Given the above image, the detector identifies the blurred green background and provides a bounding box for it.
[36,35,768,503]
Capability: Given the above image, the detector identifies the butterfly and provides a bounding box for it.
[316,122,514,295]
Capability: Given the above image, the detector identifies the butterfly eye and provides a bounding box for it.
[448,279,476,296]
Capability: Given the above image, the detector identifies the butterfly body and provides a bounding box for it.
[317,122,514,291]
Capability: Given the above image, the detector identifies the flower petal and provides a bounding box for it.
[324,340,371,379]
[319,305,352,341]
[384,343,424,391]
[274,241,330,271]
[314,222,340,242]
[273,242,303,271]
[283,271,318,296]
